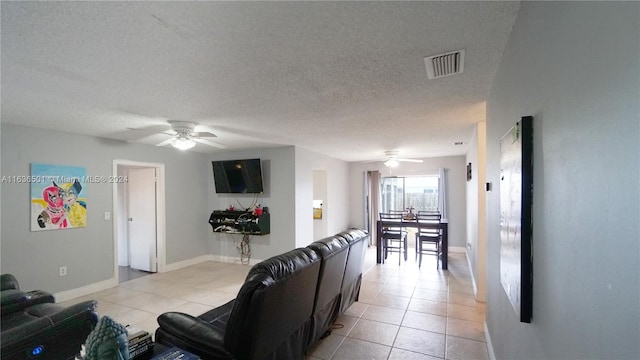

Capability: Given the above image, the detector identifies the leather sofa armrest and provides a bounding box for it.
[1,300,98,359]
[25,300,97,323]
[157,312,231,358]
[1,289,55,315]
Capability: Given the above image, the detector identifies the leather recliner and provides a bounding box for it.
[1,274,99,360]
[335,229,370,316]
[1,274,55,316]
[306,235,350,346]
[155,248,322,360]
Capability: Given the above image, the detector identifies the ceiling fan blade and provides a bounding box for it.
[155,138,173,147]
[195,138,227,149]
[127,125,172,134]
[192,131,217,138]
[122,125,172,142]
[398,158,424,163]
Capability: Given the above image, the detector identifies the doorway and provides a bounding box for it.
[313,170,328,241]
[112,160,166,283]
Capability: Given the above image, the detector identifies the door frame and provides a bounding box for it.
[112,160,166,280]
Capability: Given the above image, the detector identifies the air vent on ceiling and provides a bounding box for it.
[424,49,465,79]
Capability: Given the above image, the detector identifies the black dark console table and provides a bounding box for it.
[209,210,270,235]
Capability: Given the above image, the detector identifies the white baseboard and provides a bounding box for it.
[210,255,262,266]
[484,321,496,360]
[465,250,479,294]
[55,277,118,303]
[54,254,258,303]
[464,250,487,302]
[163,254,260,272]
[448,246,467,253]
[163,254,215,272]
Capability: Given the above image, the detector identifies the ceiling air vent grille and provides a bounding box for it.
[424,49,465,79]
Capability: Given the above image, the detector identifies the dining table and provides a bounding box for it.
[376,218,449,269]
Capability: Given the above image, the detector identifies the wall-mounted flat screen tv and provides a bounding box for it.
[212,158,264,194]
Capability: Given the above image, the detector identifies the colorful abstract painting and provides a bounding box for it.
[31,163,87,231]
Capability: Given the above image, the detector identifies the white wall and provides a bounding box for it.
[295,147,350,248]
[485,2,639,359]
[1,124,210,293]
[466,122,487,302]
[348,156,467,248]
[467,128,479,269]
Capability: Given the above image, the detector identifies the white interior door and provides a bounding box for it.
[127,168,157,272]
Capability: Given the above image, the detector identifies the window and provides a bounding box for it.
[381,176,439,213]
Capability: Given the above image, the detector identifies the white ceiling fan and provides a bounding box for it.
[382,150,423,167]
[135,121,227,150]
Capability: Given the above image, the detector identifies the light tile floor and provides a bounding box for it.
[306,247,488,360]
[62,246,488,360]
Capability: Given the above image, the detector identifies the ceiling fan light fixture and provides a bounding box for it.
[170,135,196,150]
[384,159,399,167]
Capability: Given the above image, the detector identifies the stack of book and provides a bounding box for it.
[151,346,200,360]
[127,326,154,359]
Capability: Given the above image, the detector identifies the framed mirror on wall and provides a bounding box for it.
[500,115,533,323]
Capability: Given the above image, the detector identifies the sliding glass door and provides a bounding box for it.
[381,176,439,213]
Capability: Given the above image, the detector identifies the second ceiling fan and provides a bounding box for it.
[383,150,423,167]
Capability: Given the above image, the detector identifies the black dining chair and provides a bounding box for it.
[415,212,442,268]
[414,211,440,256]
[379,212,408,265]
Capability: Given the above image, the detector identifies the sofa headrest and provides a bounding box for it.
[1,274,20,291]
[243,247,319,286]
[335,229,369,243]
[307,236,349,258]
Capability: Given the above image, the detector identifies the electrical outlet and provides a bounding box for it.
[59,266,67,276]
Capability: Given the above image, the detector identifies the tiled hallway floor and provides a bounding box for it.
[62,246,488,360]
[306,248,488,360]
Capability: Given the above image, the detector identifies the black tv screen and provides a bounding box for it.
[212,158,264,194]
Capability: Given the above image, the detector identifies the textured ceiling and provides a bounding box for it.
[1,1,520,162]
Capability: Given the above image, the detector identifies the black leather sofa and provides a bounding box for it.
[1,274,99,360]
[156,247,322,359]
[335,229,369,315]
[155,229,370,360]
[307,235,350,346]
